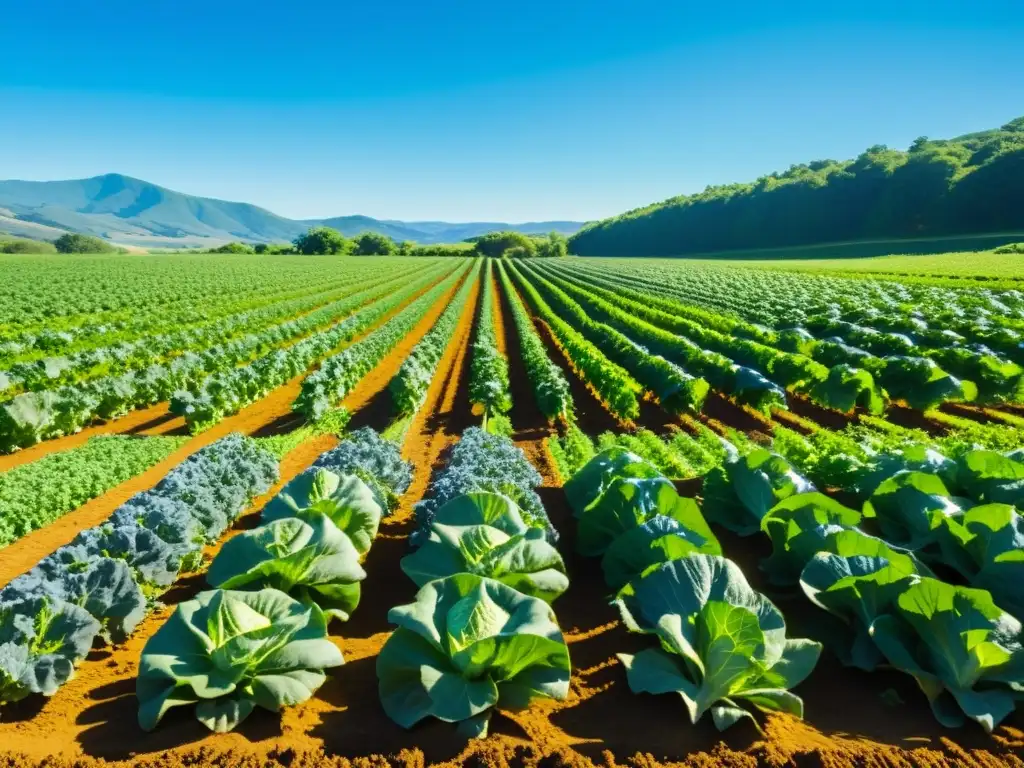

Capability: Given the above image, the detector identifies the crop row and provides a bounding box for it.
[0,434,188,548]
[294,259,474,420]
[560,260,1022,405]
[0,264,406,367]
[467,260,513,431]
[136,428,414,732]
[0,265,425,397]
[0,264,448,452]
[504,260,643,421]
[170,262,460,432]
[390,259,481,417]
[494,261,572,423]
[0,434,279,709]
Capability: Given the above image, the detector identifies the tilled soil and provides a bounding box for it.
[2,266,1024,768]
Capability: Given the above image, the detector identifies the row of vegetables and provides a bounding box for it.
[0,434,280,707]
[294,261,472,421]
[171,262,460,432]
[0,270,407,397]
[0,264,441,452]
[467,261,513,432]
[552,261,1023,406]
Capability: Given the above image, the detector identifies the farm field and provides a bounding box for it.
[1,252,1024,768]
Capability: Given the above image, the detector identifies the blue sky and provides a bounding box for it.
[1,0,1022,222]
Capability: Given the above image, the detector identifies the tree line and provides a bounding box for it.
[209,228,569,258]
[569,116,1024,257]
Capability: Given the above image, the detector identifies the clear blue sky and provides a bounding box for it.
[1,0,1022,222]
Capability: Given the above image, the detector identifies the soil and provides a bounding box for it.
[3,266,1024,768]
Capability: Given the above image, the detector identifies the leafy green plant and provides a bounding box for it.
[703,449,815,536]
[616,555,821,732]
[808,364,885,414]
[577,476,718,559]
[137,588,343,733]
[207,515,366,621]
[760,492,862,586]
[800,530,928,670]
[376,573,571,738]
[868,578,1024,732]
[401,493,568,603]
[262,468,382,557]
[863,471,967,553]
[564,447,661,518]
[954,449,1024,507]
[938,503,1024,620]
[0,596,99,706]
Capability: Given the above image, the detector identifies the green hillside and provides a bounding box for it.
[569,116,1024,257]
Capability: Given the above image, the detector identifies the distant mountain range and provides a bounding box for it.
[0,174,583,249]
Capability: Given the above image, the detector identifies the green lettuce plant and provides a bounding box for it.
[616,555,821,732]
[137,588,343,733]
[207,515,367,621]
[400,493,568,603]
[601,515,716,594]
[760,492,862,586]
[800,530,927,670]
[863,471,968,553]
[577,475,718,558]
[376,573,571,738]
[564,448,660,518]
[869,578,1024,732]
[703,449,815,536]
[262,468,382,556]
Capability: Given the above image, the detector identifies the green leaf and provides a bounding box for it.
[564,448,661,518]
[703,450,815,536]
[137,588,342,733]
[867,578,1024,733]
[863,471,966,552]
[377,574,570,733]
[761,493,861,586]
[602,515,718,594]
[262,468,383,556]
[207,515,366,621]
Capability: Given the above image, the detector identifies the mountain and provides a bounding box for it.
[569,116,1024,258]
[0,174,583,249]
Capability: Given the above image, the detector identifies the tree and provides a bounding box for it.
[398,240,416,255]
[209,242,254,254]
[53,233,115,253]
[293,226,350,255]
[534,232,568,258]
[473,231,537,258]
[352,232,397,255]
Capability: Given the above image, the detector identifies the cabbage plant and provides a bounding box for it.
[800,530,927,670]
[577,476,718,558]
[0,596,99,705]
[760,493,862,586]
[376,573,571,738]
[262,468,382,556]
[616,555,821,731]
[207,515,366,621]
[863,471,968,553]
[869,578,1024,732]
[137,588,342,733]
[703,449,816,536]
[564,448,661,518]
[400,493,568,603]
[954,449,1024,507]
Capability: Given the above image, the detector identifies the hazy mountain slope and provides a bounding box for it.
[0,174,584,248]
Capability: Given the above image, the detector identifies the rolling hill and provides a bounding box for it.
[569,115,1024,258]
[0,174,583,249]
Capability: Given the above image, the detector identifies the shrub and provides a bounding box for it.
[53,233,115,253]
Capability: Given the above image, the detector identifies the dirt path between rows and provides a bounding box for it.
[0,267,459,589]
